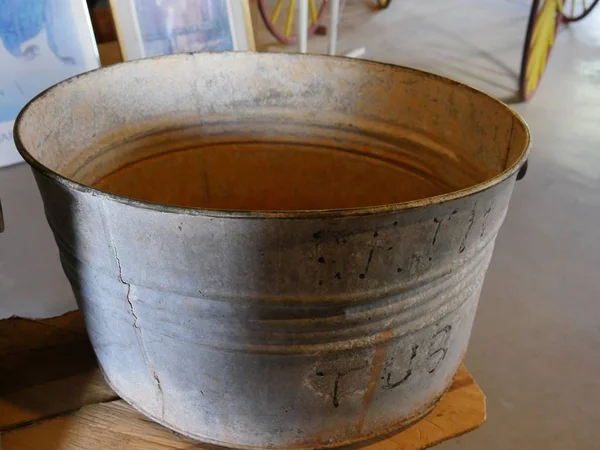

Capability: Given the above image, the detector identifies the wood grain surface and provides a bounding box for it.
[0,313,117,431]
[0,312,485,449]
[98,41,123,66]
[2,365,484,450]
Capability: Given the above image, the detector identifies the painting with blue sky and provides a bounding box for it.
[134,0,234,57]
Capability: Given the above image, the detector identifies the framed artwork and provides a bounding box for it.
[0,0,100,168]
[109,0,255,61]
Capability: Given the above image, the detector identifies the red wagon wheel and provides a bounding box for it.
[258,0,328,45]
[519,0,563,101]
[561,0,599,21]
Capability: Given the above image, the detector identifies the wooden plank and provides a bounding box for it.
[98,41,123,66]
[31,312,88,334]
[0,371,115,432]
[364,365,486,450]
[1,365,485,450]
[0,307,484,449]
[0,313,85,357]
[241,0,257,51]
[0,313,118,431]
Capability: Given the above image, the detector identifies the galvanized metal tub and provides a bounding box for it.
[14,53,529,449]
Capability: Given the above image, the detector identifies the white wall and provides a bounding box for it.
[0,163,76,319]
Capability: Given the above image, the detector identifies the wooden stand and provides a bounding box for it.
[0,312,485,449]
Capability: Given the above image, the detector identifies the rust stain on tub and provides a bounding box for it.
[356,329,393,434]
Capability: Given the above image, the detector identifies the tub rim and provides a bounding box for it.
[13,52,530,220]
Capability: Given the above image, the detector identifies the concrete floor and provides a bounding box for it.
[1,0,599,448]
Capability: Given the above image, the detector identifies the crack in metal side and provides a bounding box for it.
[459,205,476,254]
[98,202,165,420]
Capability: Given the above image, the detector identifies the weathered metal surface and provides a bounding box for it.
[13,53,529,449]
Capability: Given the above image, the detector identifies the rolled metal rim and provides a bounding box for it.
[13,52,531,220]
